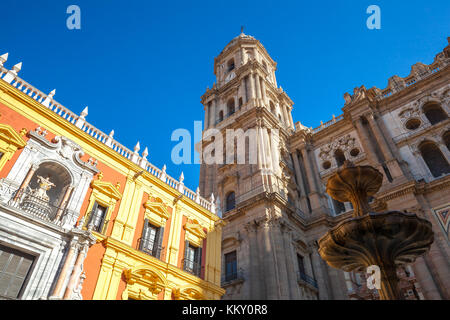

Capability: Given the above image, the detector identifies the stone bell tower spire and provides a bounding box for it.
[198,33,307,300]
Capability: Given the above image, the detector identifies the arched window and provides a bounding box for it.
[227,59,235,72]
[443,131,450,151]
[227,99,235,115]
[419,141,450,178]
[225,192,235,212]
[334,149,346,167]
[238,97,243,107]
[423,103,448,125]
[218,110,224,122]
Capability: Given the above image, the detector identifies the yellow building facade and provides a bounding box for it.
[0,56,225,300]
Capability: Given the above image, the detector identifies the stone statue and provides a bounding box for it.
[33,175,55,202]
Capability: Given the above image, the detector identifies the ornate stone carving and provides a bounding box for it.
[343,86,368,105]
[411,62,430,79]
[318,161,434,300]
[318,134,358,161]
[388,75,407,93]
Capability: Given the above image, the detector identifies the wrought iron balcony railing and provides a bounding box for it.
[137,237,163,259]
[91,219,109,235]
[182,258,202,278]
[4,186,75,227]
[297,271,318,289]
[221,271,245,286]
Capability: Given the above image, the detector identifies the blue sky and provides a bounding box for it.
[1,0,449,192]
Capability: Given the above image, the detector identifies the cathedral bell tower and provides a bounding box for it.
[198,32,314,299]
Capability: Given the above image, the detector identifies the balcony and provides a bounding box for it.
[297,271,318,289]
[221,271,245,287]
[182,258,202,278]
[2,185,76,228]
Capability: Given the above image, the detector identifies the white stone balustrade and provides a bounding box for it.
[0,55,215,213]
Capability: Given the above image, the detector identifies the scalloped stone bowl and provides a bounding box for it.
[318,162,434,299]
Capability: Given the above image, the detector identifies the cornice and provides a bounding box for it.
[102,236,224,295]
[0,79,218,222]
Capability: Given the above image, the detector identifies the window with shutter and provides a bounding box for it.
[183,242,202,277]
[87,202,108,233]
[0,245,35,300]
[140,219,162,258]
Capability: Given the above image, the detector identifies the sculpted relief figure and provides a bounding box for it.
[33,175,55,202]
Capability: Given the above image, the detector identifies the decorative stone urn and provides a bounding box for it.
[318,161,434,300]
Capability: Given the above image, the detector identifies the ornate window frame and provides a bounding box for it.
[143,197,170,228]
[83,174,122,234]
[0,123,26,172]
[184,219,207,247]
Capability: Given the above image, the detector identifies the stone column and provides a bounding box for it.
[412,257,442,300]
[353,118,379,167]
[256,126,264,171]
[366,113,394,161]
[51,239,78,298]
[287,106,294,128]
[249,73,256,101]
[105,255,128,299]
[300,148,321,212]
[366,113,404,180]
[260,220,278,299]
[204,104,209,129]
[210,98,216,127]
[246,223,261,299]
[281,226,299,299]
[291,151,308,213]
[307,145,328,207]
[309,242,331,300]
[262,127,273,173]
[423,246,450,299]
[281,104,289,127]
[241,78,247,105]
[167,205,183,266]
[13,164,38,201]
[269,129,280,176]
[63,244,87,299]
[55,186,74,221]
[260,77,267,106]
[325,263,347,299]
[272,221,289,299]
[255,74,262,101]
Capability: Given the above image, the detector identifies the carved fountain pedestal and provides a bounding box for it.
[318,162,434,300]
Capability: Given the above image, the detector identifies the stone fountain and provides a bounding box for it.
[318,161,434,300]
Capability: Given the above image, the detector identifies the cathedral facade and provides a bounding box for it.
[199,34,450,300]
